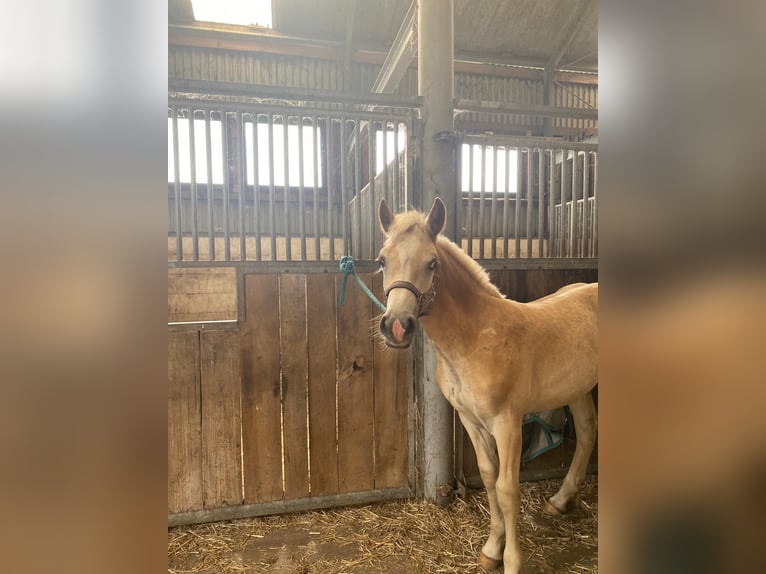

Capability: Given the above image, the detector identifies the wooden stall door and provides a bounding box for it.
[168,270,411,524]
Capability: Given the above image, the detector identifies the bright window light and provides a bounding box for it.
[168,117,224,185]
[245,123,323,187]
[191,0,272,27]
[375,127,407,175]
[461,144,518,194]
[168,117,323,188]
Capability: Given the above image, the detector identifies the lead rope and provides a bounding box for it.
[338,256,387,313]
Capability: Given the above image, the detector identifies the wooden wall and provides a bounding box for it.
[168,267,237,322]
[168,271,410,517]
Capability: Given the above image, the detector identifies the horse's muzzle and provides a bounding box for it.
[379,314,417,348]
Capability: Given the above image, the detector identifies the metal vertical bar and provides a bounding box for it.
[503,147,510,257]
[367,119,376,259]
[537,149,544,257]
[478,144,486,259]
[393,121,401,211]
[313,116,320,260]
[222,112,231,261]
[188,111,199,261]
[171,109,182,262]
[569,151,578,258]
[593,152,598,257]
[526,148,533,258]
[382,121,390,207]
[582,151,590,257]
[547,149,555,258]
[559,150,567,258]
[283,115,292,261]
[237,112,246,261]
[327,116,335,260]
[205,110,215,261]
[298,116,306,260]
[340,119,349,256]
[514,149,522,258]
[268,114,277,260]
[489,146,498,258]
[251,115,262,261]
[353,119,362,258]
[455,137,462,248]
[466,143,474,257]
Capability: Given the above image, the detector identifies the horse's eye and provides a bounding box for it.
[427,258,438,271]
[377,256,386,269]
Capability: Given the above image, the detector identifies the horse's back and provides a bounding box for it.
[520,282,597,409]
[532,282,597,309]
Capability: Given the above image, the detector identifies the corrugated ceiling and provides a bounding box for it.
[170,0,597,73]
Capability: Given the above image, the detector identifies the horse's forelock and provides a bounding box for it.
[386,211,430,242]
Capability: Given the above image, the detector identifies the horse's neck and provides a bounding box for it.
[421,240,510,350]
[435,238,504,303]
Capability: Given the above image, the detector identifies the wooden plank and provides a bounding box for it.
[200,329,243,508]
[168,331,203,513]
[241,274,284,503]
[335,273,375,493]
[306,273,339,496]
[371,273,409,489]
[168,268,237,322]
[168,486,412,527]
[279,274,310,499]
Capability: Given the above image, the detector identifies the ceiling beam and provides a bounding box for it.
[548,0,595,70]
[543,0,595,135]
[455,99,598,121]
[343,0,357,91]
[168,25,598,85]
[370,0,417,94]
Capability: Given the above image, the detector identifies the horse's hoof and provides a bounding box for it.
[543,500,564,516]
[478,551,502,571]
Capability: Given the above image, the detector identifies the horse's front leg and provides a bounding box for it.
[492,415,525,574]
[460,416,505,571]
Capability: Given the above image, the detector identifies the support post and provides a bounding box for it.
[417,0,455,505]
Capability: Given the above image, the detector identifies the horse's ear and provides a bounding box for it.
[379,199,394,234]
[426,197,446,239]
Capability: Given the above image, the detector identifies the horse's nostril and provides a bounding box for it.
[381,315,416,345]
[391,318,406,343]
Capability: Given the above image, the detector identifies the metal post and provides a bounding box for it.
[417,0,455,505]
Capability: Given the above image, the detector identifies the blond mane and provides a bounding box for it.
[435,235,505,299]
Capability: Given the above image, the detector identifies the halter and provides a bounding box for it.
[384,271,438,317]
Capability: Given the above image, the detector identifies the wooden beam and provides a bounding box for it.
[548,0,595,69]
[169,79,421,108]
[343,0,357,91]
[455,99,598,121]
[168,487,412,527]
[417,0,456,505]
[168,25,598,85]
[543,1,596,135]
[371,0,417,94]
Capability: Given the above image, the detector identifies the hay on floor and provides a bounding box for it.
[168,475,597,574]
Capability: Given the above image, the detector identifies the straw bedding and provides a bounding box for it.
[168,475,597,573]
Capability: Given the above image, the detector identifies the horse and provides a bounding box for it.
[376,197,598,574]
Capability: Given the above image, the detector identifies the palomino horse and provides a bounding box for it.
[376,198,597,574]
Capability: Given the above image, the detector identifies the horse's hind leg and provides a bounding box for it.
[545,391,597,515]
